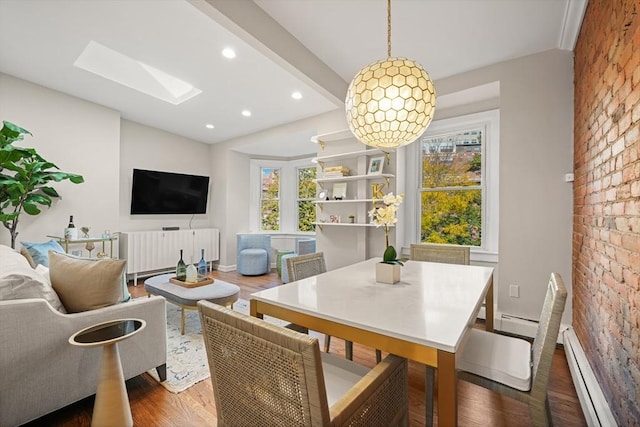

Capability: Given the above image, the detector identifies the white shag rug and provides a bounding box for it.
[147,298,287,393]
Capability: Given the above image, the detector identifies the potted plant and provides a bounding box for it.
[368,192,407,283]
[0,121,84,249]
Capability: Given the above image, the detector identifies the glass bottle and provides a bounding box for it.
[198,249,207,278]
[65,215,78,240]
[186,258,198,283]
[176,249,187,281]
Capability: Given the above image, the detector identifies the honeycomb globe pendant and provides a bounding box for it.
[345,0,436,149]
[345,57,436,148]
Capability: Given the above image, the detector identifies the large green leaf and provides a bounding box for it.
[25,193,52,206]
[40,186,60,197]
[22,202,41,215]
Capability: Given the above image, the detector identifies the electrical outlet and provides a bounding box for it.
[509,284,520,298]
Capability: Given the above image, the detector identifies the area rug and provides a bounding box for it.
[147,299,286,393]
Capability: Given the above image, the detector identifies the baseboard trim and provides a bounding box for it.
[216,264,236,273]
[563,327,616,427]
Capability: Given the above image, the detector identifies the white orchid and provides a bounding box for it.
[369,192,407,265]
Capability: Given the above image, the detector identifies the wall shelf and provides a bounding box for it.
[314,173,394,184]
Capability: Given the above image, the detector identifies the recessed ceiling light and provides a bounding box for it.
[291,91,303,100]
[205,124,215,129]
[222,48,236,59]
[241,110,251,117]
[74,40,201,105]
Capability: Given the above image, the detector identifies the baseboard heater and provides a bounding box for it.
[563,327,617,427]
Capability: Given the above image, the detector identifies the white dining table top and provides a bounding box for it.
[250,257,494,353]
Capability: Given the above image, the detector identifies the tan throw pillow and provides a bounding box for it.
[49,251,126,313]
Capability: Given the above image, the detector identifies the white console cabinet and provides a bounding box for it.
[119,228,219,283]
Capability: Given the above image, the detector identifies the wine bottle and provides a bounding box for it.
[65,215,78,240]
[176,249,187,281]
[198,249,207,278]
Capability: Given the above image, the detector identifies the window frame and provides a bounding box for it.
[406,109,499,262]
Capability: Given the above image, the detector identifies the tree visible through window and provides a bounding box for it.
[261,167,280,231]
[297,166,317,231]
[420,128,483,246]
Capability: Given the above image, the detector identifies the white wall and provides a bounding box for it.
[434,49,574,325]
[0,74,217,260]
[118,119,213,233]
[0,73,120,247]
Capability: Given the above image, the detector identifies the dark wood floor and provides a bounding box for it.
[26,269,587,427]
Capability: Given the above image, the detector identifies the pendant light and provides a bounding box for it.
[345,0,436,149]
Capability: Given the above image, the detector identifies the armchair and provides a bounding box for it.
[236,234,271,276]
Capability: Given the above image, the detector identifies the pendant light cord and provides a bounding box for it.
[387,0,392,58]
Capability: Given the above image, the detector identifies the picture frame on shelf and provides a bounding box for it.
[332,182,347,200]
[368,156,385,175]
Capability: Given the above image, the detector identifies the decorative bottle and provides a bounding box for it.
[186,257,198,283]
[65,215,78,240]
[198,249,207,278]
[176,249,187,281]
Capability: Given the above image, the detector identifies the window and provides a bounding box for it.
[297,166,316,231]
[250,158,317,234]
[260,167,280,231]
[420,130,482,246]
[408,109,499,261]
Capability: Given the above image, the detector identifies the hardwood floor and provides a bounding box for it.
[26,269,587,427]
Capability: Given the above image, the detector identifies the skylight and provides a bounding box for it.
[74,40,201,105]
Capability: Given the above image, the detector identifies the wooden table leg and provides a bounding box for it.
[437,350,457,426]
[93,343,132,427]
[486,276,494,332]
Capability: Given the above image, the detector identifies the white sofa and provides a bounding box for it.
[0,244,167,426]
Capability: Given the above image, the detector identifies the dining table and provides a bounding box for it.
[250,257,494,426]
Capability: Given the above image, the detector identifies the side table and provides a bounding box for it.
[69,319,145,427]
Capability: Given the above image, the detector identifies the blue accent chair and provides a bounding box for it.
[281,238,316,283]
[237,234,271,276]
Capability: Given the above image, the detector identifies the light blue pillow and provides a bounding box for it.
[20,240,65,267]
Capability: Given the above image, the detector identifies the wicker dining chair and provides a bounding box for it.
[285,252,349,357]
[198,300,409,427]
[409,243,470,265]
[454,273,568,427]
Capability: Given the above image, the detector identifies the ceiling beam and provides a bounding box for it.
[190,0,347,107]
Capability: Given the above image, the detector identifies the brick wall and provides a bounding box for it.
[573,0,640,424]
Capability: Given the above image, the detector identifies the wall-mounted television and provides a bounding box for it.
[130,168,210,215]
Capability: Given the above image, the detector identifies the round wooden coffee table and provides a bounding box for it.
[144,273,240,334]
[69,318,145,427]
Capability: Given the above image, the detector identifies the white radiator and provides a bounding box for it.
[563,327,617,427]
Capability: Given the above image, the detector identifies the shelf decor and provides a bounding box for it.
[368,192,407,283]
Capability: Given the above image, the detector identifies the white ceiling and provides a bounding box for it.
[0,0,586,158]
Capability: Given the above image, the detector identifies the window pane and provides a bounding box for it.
[298,201,316,232]
[421,129,482,188]
[261,168,279,199]
[261,167,279,231]
[298,167,317,199]
[420,189,481,246]
[261,200,280,231]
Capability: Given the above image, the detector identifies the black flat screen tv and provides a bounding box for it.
[130,169,210,215]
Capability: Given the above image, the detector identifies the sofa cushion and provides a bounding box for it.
[0,273,67,313]
[49,251,126,313]
[0,245,66,313]
[20,239,65,267]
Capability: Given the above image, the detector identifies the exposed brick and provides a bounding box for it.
[574,0,640,424]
